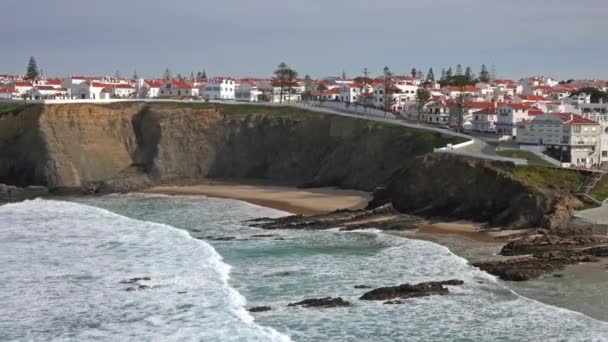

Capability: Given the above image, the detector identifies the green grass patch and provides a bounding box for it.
[496,149,555,167]
[590,176,608,202]
[493,162,586,192]
[0,103,33,117]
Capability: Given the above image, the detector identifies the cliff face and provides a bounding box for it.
[0,103,458,192]
[0,103,583,228]
[381,154,584,229]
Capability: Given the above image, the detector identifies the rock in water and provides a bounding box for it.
[248,306,272,313]
[288,297,351,308]
[359,280,463,301]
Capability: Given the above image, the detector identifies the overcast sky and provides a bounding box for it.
[3,0,608,79]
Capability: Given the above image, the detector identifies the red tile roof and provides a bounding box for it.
[171,81,193,89]
[0,87,16,93]
[518,95,549,101]
[12,81,32,87]
[553,113,599,125]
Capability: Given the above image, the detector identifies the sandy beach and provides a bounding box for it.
[144,182,507,242]
[143,183,372,216]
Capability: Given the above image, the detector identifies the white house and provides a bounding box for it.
[107,84,136,98]
[496,103,536,136]
[10,81,33,97]
[159,80,196,98]
[516,113,601,166]
[203,78,237,100]
[471,107,498,133]
[137,80,162,98]
[235,82,263,102]
[29,86,69,99]
[340,83,363,103]
[0,87,17,100]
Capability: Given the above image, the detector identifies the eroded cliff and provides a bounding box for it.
[0,102,585,228]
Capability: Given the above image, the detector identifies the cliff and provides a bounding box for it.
[0,102,585,228]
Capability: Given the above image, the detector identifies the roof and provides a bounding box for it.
[555,113,599,125]
[46,78,63,85]
[517,95,549,101]
[171,80,193,89]
[12,81,33,87]
[446,86,480,92]
[500,103,534,110]
[35,86,61,91]
[473,107,497,115]
[112,84,135,89]
[145,80,162,88]
[0,87,16,93]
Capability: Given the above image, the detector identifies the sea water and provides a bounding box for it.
[1,195,608,341]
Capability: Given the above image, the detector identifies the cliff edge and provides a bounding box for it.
[0,102,586,228]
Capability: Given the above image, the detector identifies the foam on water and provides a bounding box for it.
[0,199,291,341]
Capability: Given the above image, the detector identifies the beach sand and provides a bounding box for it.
[143,183,372,216]
[144,182,508,243]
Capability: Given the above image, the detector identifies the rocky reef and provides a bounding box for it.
[473,234,608,281]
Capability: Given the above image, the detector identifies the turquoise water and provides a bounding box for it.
[1,194,608,341]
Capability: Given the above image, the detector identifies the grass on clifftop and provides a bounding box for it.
[496,149,555,167]
[590,176,608,202]
[493,162,586,192]
[150,102,325,117]
[0,103,34,117]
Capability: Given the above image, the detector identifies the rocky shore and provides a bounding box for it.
[0,184,49,204]
[246,205,608,282]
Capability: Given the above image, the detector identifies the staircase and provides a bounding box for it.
[580,172,604,196]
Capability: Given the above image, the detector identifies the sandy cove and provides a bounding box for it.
[143,182,509,243]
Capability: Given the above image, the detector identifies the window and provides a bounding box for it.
[573,125,582,133]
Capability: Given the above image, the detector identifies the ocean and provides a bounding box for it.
[1,194,607,341]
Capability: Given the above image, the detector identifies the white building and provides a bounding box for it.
[203,78,237,100]
[516,113,601,166]
[0,87,17,100]
[471,107,498,133]
[10,81,33,97]
[235,82,263,102]
[159,80,196,98]
[107,84,136,98]
[137,80,162,98]
[29,86,69,99]
[496,104,537,136]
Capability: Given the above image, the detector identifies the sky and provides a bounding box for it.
[3,0,608,80]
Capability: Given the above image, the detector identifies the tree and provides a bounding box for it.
[426,68,435,82]
[455,64,463,76]
[464,66,473,83]
[479,64,490,83]
[446,67,453,79]
[415,88,431,123]
[341,70,347,80]
[316,82,328,104]
[354,67,373,108]
[272,62,298,104]
[133,70,139,79]
[302,74,314,101]
[202,69,207,79]
[411,68,417,78]
[382,66,395,114]
[163,68,172,80]
[25,56,39,80]
[570,87,608,103]
[440,68,447,82]
[190,71,195,80]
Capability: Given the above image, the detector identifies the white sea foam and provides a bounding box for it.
[0,199,291,341]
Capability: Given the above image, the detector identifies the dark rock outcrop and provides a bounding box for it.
[359,280,463,301]
[500,235,608,256]
[249,204,424,231]
[473,251,600,281]
[248,306,272,313]
[288,297,351,308]
[0,183,48,203]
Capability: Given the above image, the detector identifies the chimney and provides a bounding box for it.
[570,113,574,121]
